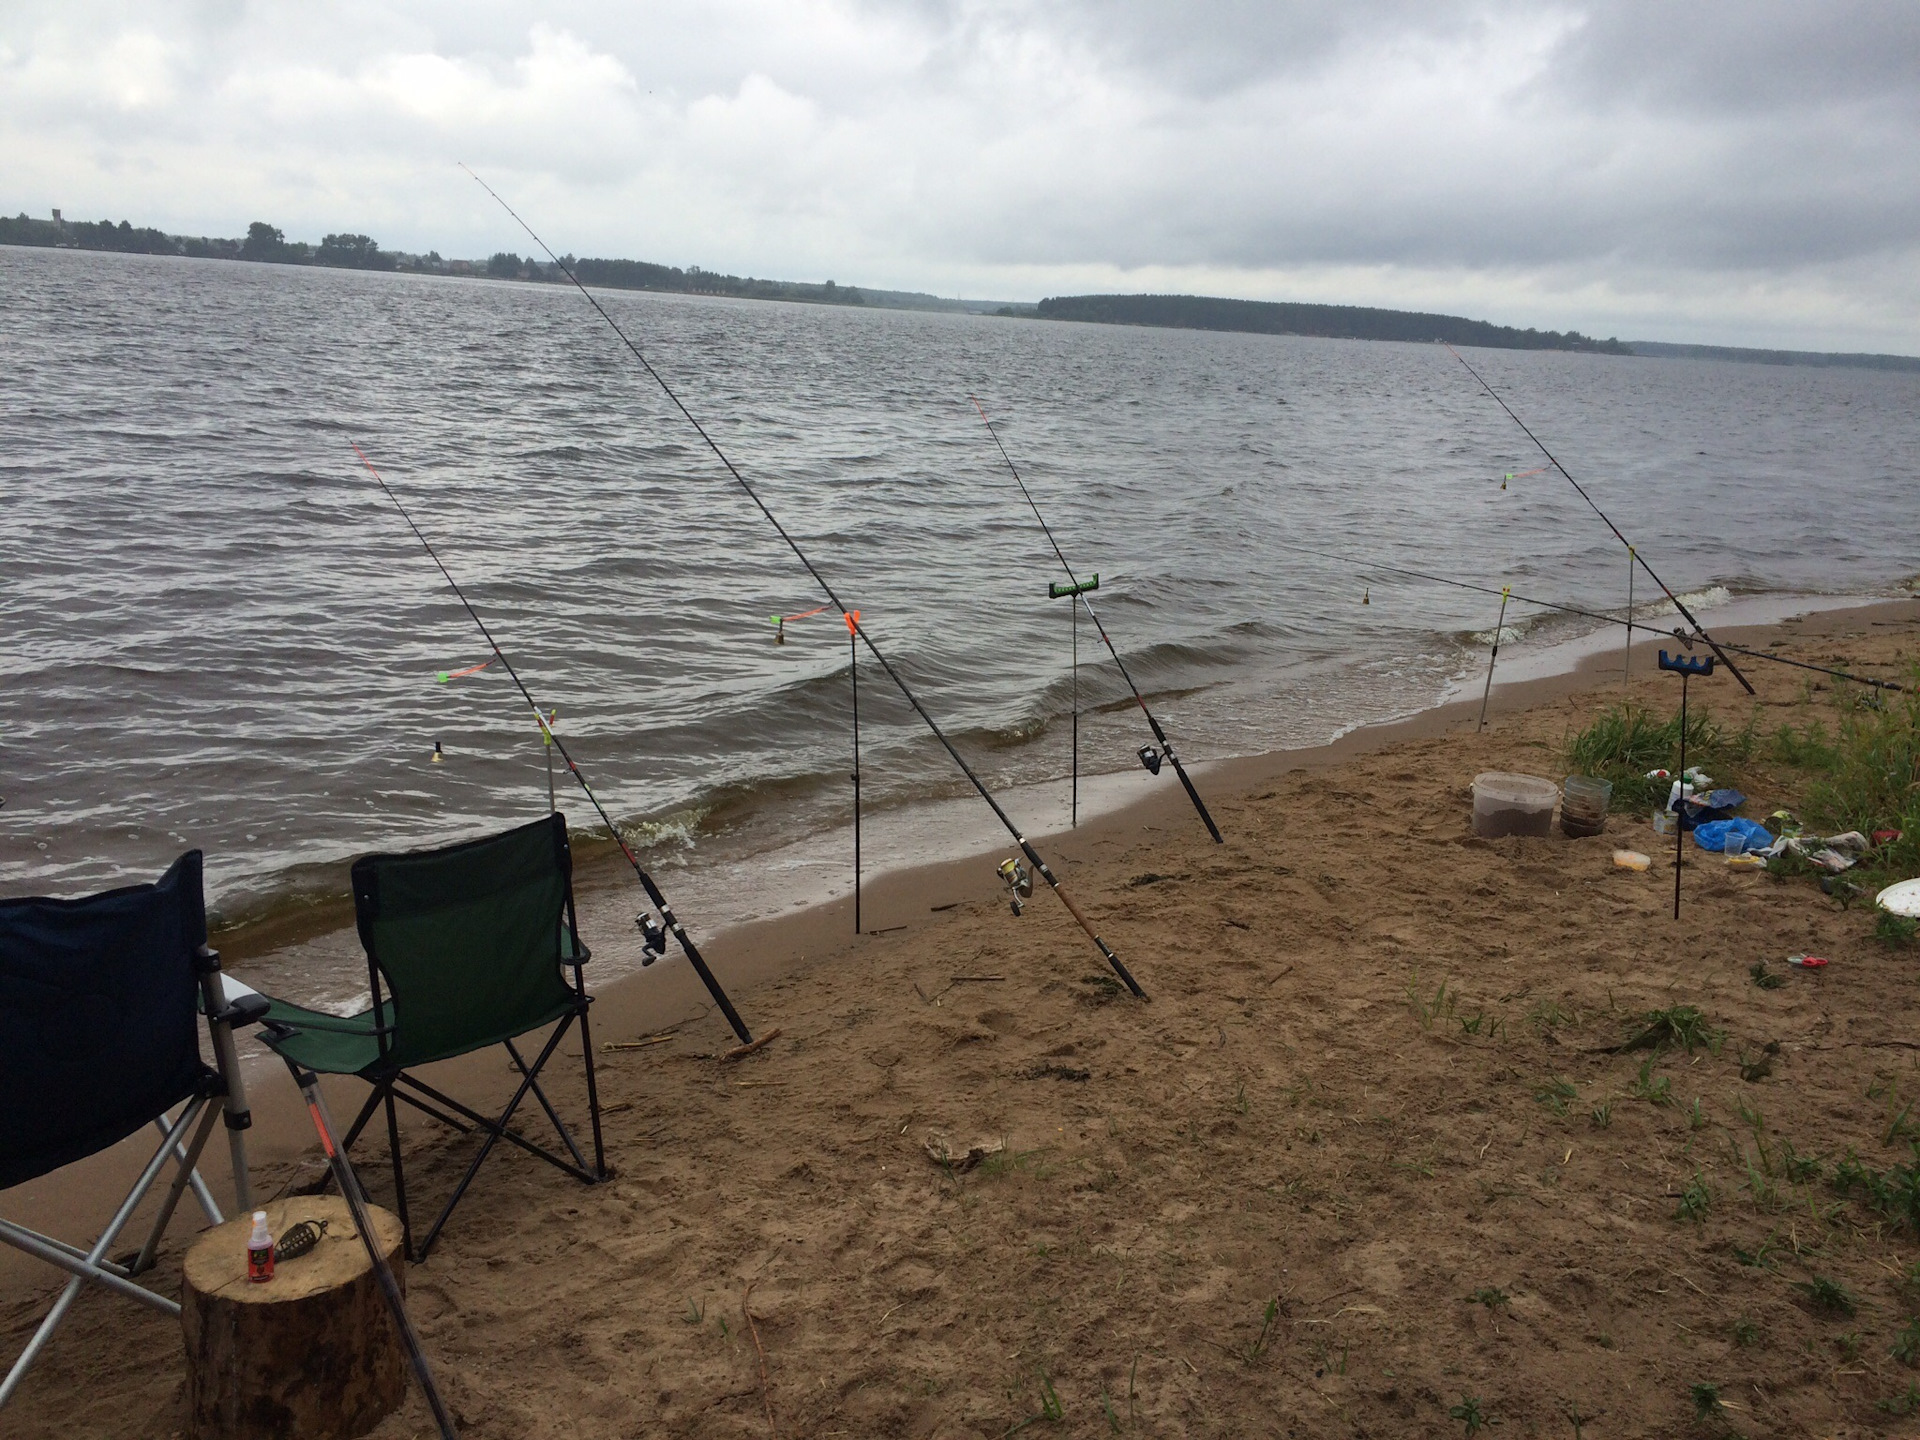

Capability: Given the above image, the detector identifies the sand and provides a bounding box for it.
[6,600,1920,1438]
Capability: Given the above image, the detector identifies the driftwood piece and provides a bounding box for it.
[181,1196,408,1440]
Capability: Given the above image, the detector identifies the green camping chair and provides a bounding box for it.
[259,813,607,1260]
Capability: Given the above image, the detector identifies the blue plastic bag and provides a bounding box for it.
[1692,817,1773,853]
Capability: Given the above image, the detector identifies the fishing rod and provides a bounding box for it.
[462,168,1144,999]
[1442,341,1756,696]
[1265,531,1905,693]
[969,398,1223,844]
[352,444,756,1044]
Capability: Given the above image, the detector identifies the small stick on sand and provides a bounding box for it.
[743,1281,776,1438]
[723,1028,784,1063]
[603,1030,678,1051]
[949,974,1005,983]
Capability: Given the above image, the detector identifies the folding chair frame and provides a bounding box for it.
[273,819,608,1263]
[0,937,263,1410]
[337,997,607,1263]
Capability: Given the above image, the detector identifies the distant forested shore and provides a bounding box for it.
[7,209,1915,368]
[1025,292,1630,354]
[0,211,970,311]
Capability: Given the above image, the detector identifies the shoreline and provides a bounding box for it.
[9,597,1920,1435]
[206,586,1911,980]
[7,595,1912,1292]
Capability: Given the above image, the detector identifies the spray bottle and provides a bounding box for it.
[247,1210,274,1283]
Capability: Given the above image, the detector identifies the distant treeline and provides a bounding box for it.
[568,256,865,306]
[1029,293,1630,354]
[0,213,434,272]
[0,210,871,306]
[1625,339,1920,374]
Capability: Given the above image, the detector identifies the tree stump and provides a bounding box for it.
[181,1196,409,1440]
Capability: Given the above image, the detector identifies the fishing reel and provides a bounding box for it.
[997,857,1033,916]
[636,913,667,964]
[1137,744,1163,776]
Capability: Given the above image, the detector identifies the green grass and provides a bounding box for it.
[1534,1078,1577,1117]
[1448,1395,1492,1435]
[1620,1005,1723,1056]
[1732,1317,1760,1347]
[1242,1297,1281,1364]
[1793,1274,1858,1317]
[1631,1058,1675,1107]
[1690,1382,1723,1422]
[1894,1317,1920,1368]
[1564,701,1758,813]
[1749,960,1786,990]
[1675,1172,1712,1223]
[1465,1286,1511,1310]
[1878,908,1920,949]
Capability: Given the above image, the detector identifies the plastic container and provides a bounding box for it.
[246,1210,274,1284]
[1472,772,1559,838]
[1560,775,1613,838]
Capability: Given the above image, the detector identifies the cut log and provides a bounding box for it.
[181,1195,408,1440]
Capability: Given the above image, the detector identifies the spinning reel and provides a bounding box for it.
[636,913,667,964]
[997,857,1034,916]
[1137,744,1163,776]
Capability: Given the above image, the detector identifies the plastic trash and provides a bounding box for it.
[1788,954,1830,969]
[1613,850,1651,871]
[1693,818,1774,853]
[1878,878,1920,918]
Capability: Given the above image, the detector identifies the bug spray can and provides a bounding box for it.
[247,1210,274,1283]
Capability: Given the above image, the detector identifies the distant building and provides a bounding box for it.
[51,209,61,223]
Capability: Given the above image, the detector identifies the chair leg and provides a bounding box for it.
[505,1031,589,1174]
[413,1021,580,1260]
[575,1000,609,1181]
[0,1102,206,1409]
[383,1088,413,1263]
[151,1115,224,1226]
[131,1100,222,1274]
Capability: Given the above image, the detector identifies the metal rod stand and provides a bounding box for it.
[848,617,861,934]
[1477,587,1511,733]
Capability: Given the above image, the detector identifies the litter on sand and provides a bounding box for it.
[1613,850,1651,871]
[1788,954,1830,969]
[922,1133,1007,1172]
[1877,878,1920,918]
[1692,818,1774,853]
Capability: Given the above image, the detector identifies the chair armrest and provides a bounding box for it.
[561,929,591,965]
[263,1012,380,1037]
[217,992,272,1027]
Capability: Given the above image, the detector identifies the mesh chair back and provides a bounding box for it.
[0,852,212,1190]
[351,814,577,1070]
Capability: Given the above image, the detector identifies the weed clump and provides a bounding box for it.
[1564,702,1756,813]
[1690,1382,1723,1421]
[1675,1172,1711,1223]
[1831,1147,1920,1231]
[1620,1005,1723,1056]
[1448,1395,1492,1435]
[1792,1274,1858,1317]
[1878,908,1919,949]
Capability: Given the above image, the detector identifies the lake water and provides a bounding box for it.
[4,244,1916,1006]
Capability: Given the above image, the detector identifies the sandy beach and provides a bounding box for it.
[7,597,1920,1438]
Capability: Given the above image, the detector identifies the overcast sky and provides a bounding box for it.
[5,1,1917,352]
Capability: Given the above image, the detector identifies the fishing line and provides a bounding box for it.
[1442,341,1757,696]
[461,167,1144,998]
[351,443,756,1044]
[969,397,1224,844]
[1266,531,1904,693]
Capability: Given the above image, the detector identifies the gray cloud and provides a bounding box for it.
[2,1,1915,350]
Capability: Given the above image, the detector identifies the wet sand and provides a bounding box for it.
[5,599,1918,1436]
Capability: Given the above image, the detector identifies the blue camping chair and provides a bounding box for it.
[0,851,266,1408]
